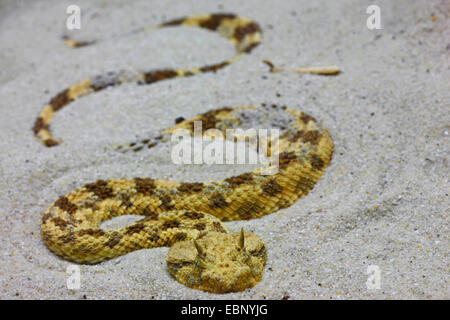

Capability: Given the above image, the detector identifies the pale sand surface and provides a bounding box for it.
[0,0,448,299]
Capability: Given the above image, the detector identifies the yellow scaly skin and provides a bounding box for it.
[37,14,334,293]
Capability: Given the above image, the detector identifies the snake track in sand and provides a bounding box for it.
[36,13,334,293]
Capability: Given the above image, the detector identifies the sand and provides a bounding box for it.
[0,0,448,299]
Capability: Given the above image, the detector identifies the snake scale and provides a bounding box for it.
[36,13,334,293]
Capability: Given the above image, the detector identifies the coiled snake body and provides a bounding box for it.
[36,13,333,293]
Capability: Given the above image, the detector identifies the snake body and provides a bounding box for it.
[33,13,261,147]
[37,13,334,293]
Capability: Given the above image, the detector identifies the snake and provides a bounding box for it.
[36,13,334,294]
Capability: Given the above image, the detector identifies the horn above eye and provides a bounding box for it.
[238,228,245,249]
[194,239,205,257]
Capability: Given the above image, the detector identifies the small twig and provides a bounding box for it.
[262,59,340,75]
[294,66,340,75]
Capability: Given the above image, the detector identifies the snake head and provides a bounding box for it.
[166,230,266,293]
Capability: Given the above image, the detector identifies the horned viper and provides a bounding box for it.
[36,13,334,293]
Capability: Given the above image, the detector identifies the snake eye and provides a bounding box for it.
[194,256,208,270]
